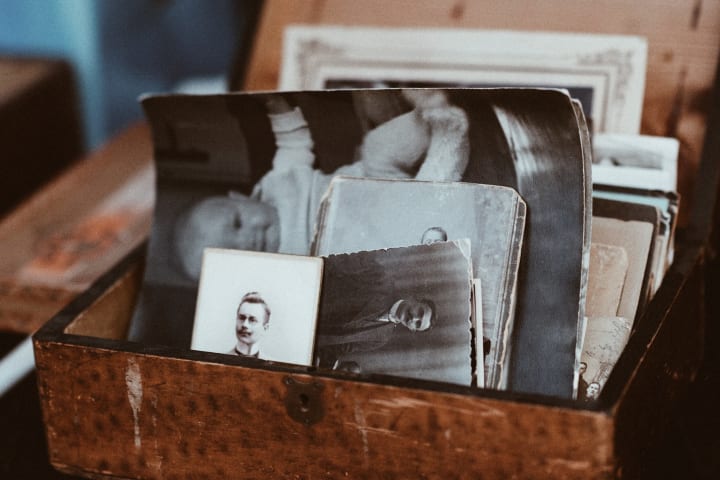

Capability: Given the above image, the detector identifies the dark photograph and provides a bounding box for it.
[316,241,473,385]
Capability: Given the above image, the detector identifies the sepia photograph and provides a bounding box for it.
[191,248,323,366]
[14,164,153,291]
[135,87,590,398]
[592,198,659,325]
[578,315,632,401]
[280,25,647,133]
[313,176,524,389]
[594,186,680,288]
[316,241,473,385]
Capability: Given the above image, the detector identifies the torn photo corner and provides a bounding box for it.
[135,87,590,398]
[316,241,473,386]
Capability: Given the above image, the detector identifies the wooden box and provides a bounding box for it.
[31,1,720,478]
[33,240,706,479]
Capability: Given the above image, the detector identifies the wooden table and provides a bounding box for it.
[0,122,153,335]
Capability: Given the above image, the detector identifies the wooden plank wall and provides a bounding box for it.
[243,0,720,225]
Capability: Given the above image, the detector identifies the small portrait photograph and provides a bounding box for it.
[316,241,473,385]
[190,248,323,366]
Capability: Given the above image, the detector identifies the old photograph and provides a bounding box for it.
[312,176,525,389]
[14,164,153,291]
[592,133,679,191]
[280,25,647,133]
[191,248,322,366]
[594,186,680,290]
[135,87,590,398]
[578,315,633,401]
[592,198,659,325]
[316,241,473,385]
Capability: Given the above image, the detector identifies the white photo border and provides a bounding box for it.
[280,25,647,134]
[191,248,323,366]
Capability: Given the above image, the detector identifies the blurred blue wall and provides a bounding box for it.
[0,0,248,149]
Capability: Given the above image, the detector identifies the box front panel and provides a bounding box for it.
[35,341,615,479]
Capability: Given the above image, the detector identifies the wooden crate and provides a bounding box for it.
[30,1,720,478]
[32,240,705,479]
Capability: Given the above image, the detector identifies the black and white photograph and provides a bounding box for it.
[133,87,590,398]
[191,248,322,366]
[592,133,679,191]
[280,25,647,133]
[316,241,473,385]
[312,177,525,389]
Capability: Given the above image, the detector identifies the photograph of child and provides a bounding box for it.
[130,88,471,348]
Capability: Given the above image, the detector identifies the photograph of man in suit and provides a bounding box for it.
[316,295,436,368]
[316,250,438,369]
[315,241,473,384]
[230,291,270,358]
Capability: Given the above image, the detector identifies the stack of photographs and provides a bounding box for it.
[575,187,680,400]
[312,177,525,389]
[133,87,591,399]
